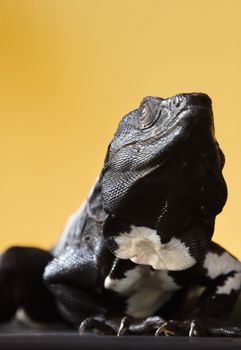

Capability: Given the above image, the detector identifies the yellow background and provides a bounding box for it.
[0,0,240,259]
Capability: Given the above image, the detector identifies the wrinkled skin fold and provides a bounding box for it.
[0,93,240,337]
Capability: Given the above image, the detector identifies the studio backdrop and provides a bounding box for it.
[0,0,240,259]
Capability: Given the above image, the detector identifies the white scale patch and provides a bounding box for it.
[114,225,195,271]
[104,265,180,318]
[204,252,241,295]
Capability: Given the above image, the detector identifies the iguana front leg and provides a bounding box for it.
[108,243,241,337]
[43,246,109,326]
[156,243,241,337]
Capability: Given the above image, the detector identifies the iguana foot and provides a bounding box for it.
[117,316,165,335]
[79,317,117,335]
[79,315,165,335]
[155,320,187,336]
[155,318,241,337]
[79,316,241,337]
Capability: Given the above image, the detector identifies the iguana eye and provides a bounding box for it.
[139,103,155,129]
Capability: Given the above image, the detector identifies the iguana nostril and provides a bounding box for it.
[173,95,184,108]
[169,94,187,110]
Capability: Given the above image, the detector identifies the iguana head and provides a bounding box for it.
[101,93,227,270]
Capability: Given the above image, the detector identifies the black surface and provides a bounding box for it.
[0,333,241,350]
[0,322,241,350]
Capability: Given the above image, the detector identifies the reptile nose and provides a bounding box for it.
[187,93,212,109]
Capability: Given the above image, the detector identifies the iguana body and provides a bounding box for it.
[0,93,240,336]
